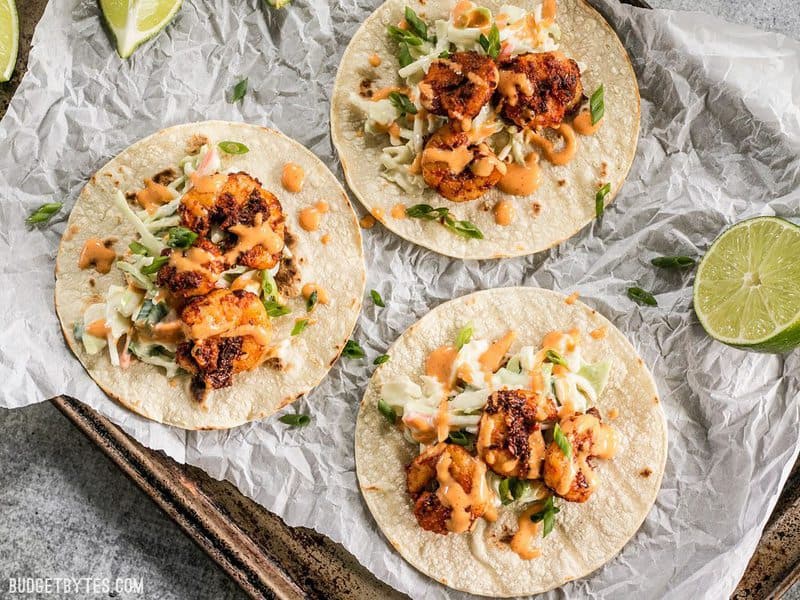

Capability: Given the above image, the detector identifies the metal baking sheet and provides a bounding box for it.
[2,0,798,597]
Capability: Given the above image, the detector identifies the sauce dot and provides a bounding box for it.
[281,163,305,193]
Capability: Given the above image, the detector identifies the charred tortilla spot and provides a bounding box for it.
[640,468,652,478]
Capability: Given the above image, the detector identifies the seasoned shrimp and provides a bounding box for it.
[419,51,499,126]
[155,238,226,299]
[176,289,272,401]
[476,389,557,479]
[496,52,583,130]
[179,172,285,269]
[421,125,506,202]
[406,442,491,534]
[543,409,617,503]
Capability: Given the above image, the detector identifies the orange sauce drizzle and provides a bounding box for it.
[573,109,603,136]
[136,179,174,214]
[281,163,305,193]
[498,153,540,196]
[390,203,406,219]
[225,213,283,263]
[510,504,543,560]
[85,319,109,338]
[479,331,515,379]
[565,291,579,305]
[302,283,330,305]
[191,173,226,194]
[78,238,116,274]
[493,200,515,226]
[526,124,577,166]
[368,53,382,67]
[497,71,533,107]
[359,215,376,229]
[425,345,458,390]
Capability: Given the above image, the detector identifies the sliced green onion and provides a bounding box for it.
[373,354,390,365]
[388,91,417,116]
[590,84,604,125]
[306,291,318,312]
[342,340,366,359]
[229,78,248,103]
[377,398,397,424]
[279,413,310,427]
[595,182,611,218]
[651,256,696,269]
[218,141,249,155]
[628,286,658,306]
[455,322,473,349]
[291,319,309,336]
[128,241,149,255]
[544,349,568,367]
[26,202,63,226]
[141,256,168,275]
[553,423,572,458]
[478,24,500,58]
[166,226,198,249]
[370,289,385,307]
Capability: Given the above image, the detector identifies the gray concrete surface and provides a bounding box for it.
[0,1,797,598]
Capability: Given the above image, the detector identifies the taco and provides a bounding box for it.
[55,121,365,430]
[355,288,666,596]
[331,0,639,259]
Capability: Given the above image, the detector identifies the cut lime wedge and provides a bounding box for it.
[99,0,182,59]
[0,0,18,82]
[694,216,800,353]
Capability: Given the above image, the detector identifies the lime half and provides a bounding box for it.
[0,0,18,82]
[694,216,800,353]
[99,0,182,59]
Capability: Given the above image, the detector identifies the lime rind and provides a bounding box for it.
[0,0,19,82]
[693,216,800,353]
[99,0,183,59]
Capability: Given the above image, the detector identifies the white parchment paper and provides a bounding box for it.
[1,1,799,597]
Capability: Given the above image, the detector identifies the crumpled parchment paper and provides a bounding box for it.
[1,0,799,597]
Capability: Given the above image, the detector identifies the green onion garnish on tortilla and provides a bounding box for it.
[374,354,390,365]
[478,24,501,58]
[595,182,611,218]
[455,322,474,349]
[128,240,149,255]
[553,423,572,458]
[306,291,318,312]
[544,349,568,367]
[530,496,560,538]
[404,7,429,41]
[378,398,397,424]
[388,91,417,116]
[590,84,604,125]
[291,319,309,336]
[166,226,198,249]
[141,256,168,275]
[218,141,249,155]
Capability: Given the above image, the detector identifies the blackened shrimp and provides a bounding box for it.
[476,389,558,479]
[543,409,617,503]
[418,51,499,127]
[495,51,583,130]
[421,125,506,202]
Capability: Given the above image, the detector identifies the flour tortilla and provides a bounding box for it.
[355,288,667,596]
[331,0,640,259]
[55,121,365,430]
